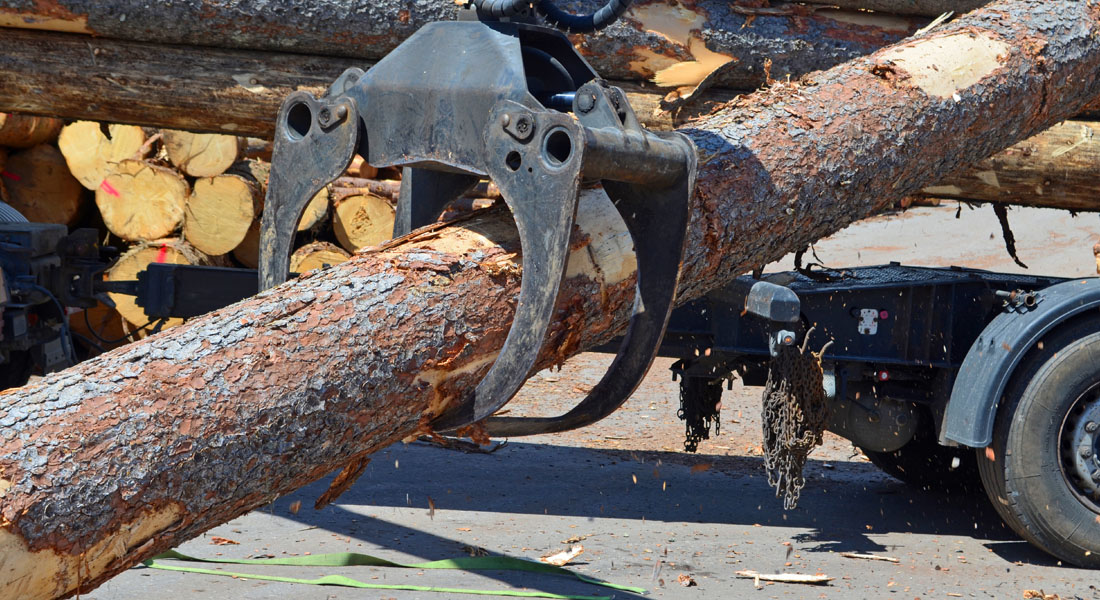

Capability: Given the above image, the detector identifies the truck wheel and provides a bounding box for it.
[861,421,980,493]
[977,317,1100,568]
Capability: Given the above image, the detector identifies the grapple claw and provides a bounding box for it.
[260,91,359,290]
[263,20,697,436]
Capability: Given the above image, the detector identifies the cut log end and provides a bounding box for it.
[332,192,396,252]
[162,130,245,177]
[96,159,188,242]
[0,113,63,149]
[105,239,212,329]
[58,121,148,190]
[3,144,85,225]
[290,241,350,273]
[232,219,261,268]
[298,187,330,232]
[184,174,260,256]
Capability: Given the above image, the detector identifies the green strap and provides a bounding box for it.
[144,549,646,600]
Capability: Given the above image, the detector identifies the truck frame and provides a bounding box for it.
[659,262,1100,567]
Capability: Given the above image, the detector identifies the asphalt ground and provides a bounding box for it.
[95,204,1100,600]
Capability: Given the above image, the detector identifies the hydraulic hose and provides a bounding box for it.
[472,0,529,17]
[536,0,632,32]
[469,0,633,32]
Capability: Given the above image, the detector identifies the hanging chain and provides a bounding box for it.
[761,339,831,510]
[678,377,723,453]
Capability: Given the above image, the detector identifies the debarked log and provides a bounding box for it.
[1,2,1099,599]
[920,120,1100,211]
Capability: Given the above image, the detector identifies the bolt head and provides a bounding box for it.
[516,117,530,133]
[501,114,511,128]
[577,93,596,113]
[1081,447,1093,459]
[1086,421,1098,433]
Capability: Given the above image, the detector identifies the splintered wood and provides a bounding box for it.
[736,570,834,587]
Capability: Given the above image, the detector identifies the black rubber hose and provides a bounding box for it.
[536,0,633,33]
[472,0,530,17]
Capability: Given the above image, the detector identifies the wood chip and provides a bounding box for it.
[1022,592,1061,600]
[209,536,239,545]
[561,534,592,544]
[677,573,697,587]
[540,545,584,566]
[735,570,832,586]
[839,552,899,563]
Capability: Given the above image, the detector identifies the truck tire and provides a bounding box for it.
[861,417,980,493]
[977,316,1100,568]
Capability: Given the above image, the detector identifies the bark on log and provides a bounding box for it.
[919,120,1100,211]
[1,2,1099,599]
[0,0,924,90]
[0,27,848,138]
[797,0,990,17]
[161,130,244,178]
[3,26,1097,213]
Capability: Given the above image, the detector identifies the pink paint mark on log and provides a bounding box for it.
[0,171,20,181]
[99,180,120,197]
[155,246,168,263]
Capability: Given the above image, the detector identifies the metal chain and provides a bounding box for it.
[678,377,723,453]
[761,343,829,509]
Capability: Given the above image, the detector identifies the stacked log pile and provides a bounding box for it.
[0,114,503,338]
[2,100,1098,340]
[0,0,1094,347]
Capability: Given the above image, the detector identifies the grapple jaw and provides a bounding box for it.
[260,20,697,437]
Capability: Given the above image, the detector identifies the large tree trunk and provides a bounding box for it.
[1,2,1099,599]
[0,28,349,138]
[0,0,924,89]
[2,25,1097,217]
[0,20,906,138]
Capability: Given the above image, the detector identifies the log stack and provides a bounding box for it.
[1,113,498,339]
[0,113,82,224]
[5,106,1099,336]
[1,0,1091,394]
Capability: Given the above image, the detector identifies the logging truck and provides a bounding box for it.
[3,1,1100,597]
[4,215,1100,566]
